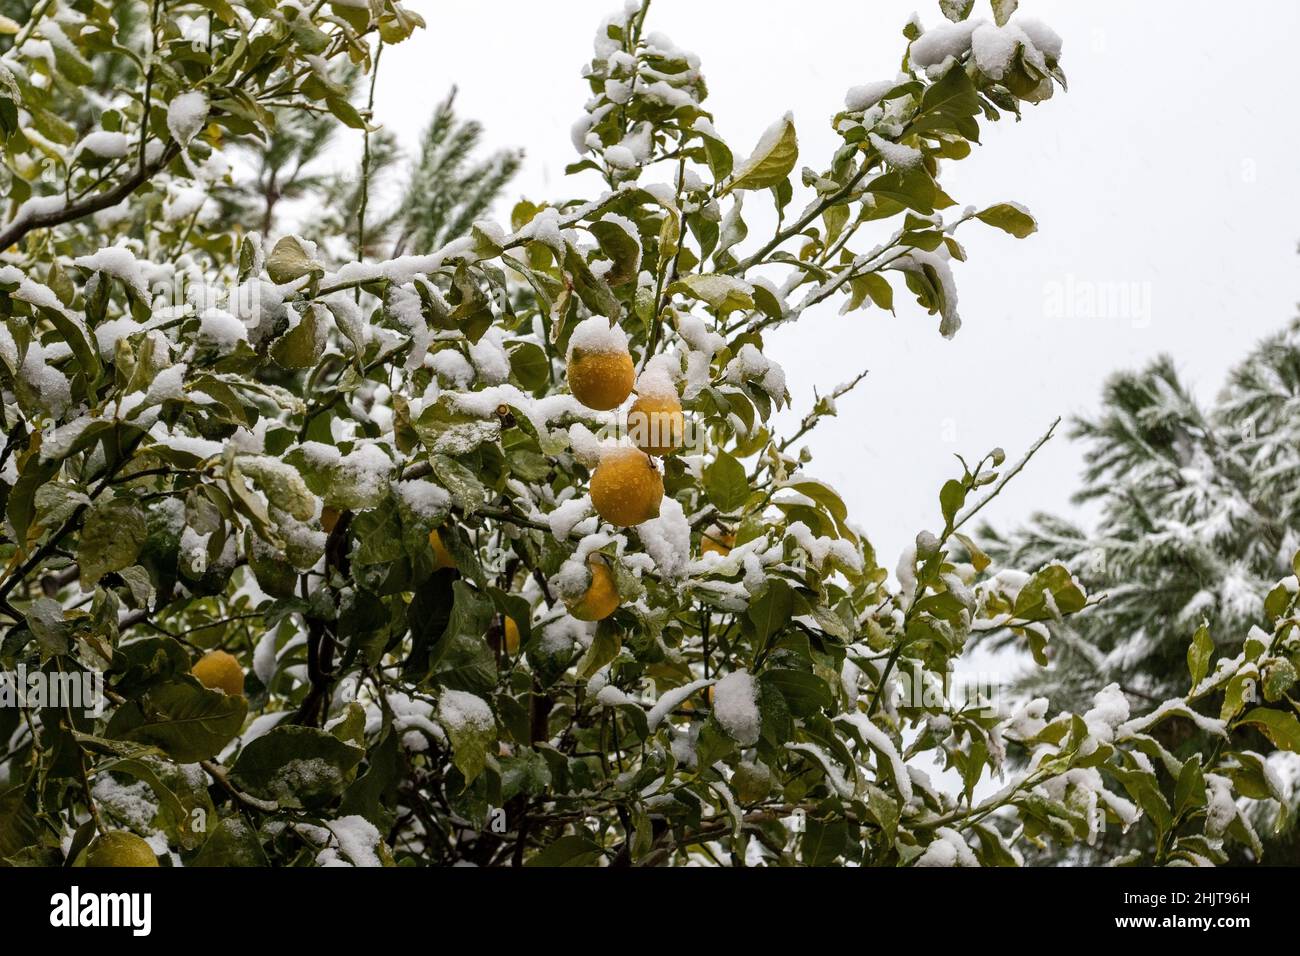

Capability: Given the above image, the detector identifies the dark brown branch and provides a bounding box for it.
[0,142,180,251]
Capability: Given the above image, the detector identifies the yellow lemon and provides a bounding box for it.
[504,616,522,655]
[568,348,635,410]
[628,392,685,456]
[321,506,342,534]
[567,558,621,622]
[85,831,159,868]
[192,650,245,697]
[566,316,635,410]
[590,447,664,527]
[429,528,456,570]
[701,528,735,557]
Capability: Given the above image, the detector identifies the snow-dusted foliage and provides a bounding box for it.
[984,316,1300,862]
[0,0,1277,868]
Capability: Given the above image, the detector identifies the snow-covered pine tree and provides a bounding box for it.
[0,0,1292,868]
[211,84,521,261]
[983,310,1300,860]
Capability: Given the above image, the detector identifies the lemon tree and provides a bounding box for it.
[0,0,1284,867]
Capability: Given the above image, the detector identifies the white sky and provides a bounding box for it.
[364,0,1300,569]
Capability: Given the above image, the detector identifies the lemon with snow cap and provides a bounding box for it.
[564,556,621,622]
[566,316,635,411]
[627,362,684,456]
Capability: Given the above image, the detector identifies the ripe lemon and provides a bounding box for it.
[192,649,245,697]
[566,557,621,622]
[701,528,735,557]
[566,317,635,410]
[627,392,684,456]
[504,616,522,655]
[429,528,456,570]
[321,506,342,533]
[85,831,159,867]
[568,349,635,410]
[590,447,664,527]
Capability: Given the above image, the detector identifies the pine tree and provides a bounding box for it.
[983,310,1300,859]
[212,83,520,260]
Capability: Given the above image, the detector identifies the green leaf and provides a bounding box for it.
[438,690,496,786]
[866,168,940,215]
[991,0,1019,27]
[703,451,749,514]
[748,578,794,646]
[695,123,734,181]
[1220,672,1256,722]
[564,245,620,319]
[860,272,894,312]
[488,587,534,650]
[340,730,403,826]
[940,478,966,527]
[272,304,325,368]
[908,64,980,140]
[326,95,367,130]
[669,274,755,314]
[37,303,101,381]
[763,669,833,716]
[577,619,621,679]
[1013,563,1086,621]
[864,783,899,841]
[79,496,148,588]
[105,679,247,762]
[1187,624,1214,689]
[432,630,497,695]
[24,597,69,654]
[229,725,365,808]
[1222,751,1285,803]
[500,748,553,802]
[431,454,486,514]
[975,203,1037,238]
[108,757,213,850]
[509,342,550,391]
[1264,582,1291,623]
[108,635,191,697]
[953,531,990,573]
[377,2,426,43]
[802,815,848,865]
[783,479,853,539]
[939,0,975,21]
[192,815,271,867]
[1110,765,1172,836]
[1238,708,1300,753]
[265,235,321,283]
[526,834,604,867]
[971,822,1019,866]
[5,455,57,554]
[587,217,642,287]
[722,113,798,194]
[1263,658,1297,703]
[0,784,42,860]
[1173,755,1206,818]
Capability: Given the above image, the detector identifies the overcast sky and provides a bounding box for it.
[363,0,1300,569]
